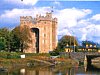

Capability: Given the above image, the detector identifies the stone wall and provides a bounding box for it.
[20,12,57,53]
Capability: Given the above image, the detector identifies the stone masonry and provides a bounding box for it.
[20,12,57,53]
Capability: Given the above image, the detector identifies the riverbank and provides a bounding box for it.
[0,52,77,69]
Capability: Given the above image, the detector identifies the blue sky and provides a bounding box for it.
[0,0,100,43]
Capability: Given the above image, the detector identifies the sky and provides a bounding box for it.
[0,0,100,43]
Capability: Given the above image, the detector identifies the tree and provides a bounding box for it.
[0,37,5,50]
[0,28,11,51]
[57,35,79,52]
[8,31,20,52]
[12,25,32,52]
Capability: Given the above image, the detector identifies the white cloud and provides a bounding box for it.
[0,7,50,21]
[77,23,100,42]
[0,7,51,28]
[1,6,100,43]
[2,7,92,28]
[56,9,100,43]
[53,8,92,41]
[4,0,38,5]
[53,0,61,6]
[86,25,100,41]
[91,14,100,21]
[54,8,92,30]
[81,34,87,41]
[58,29,71,36]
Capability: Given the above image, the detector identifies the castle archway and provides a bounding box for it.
[31,28,39,53]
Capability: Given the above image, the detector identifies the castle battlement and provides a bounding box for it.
[20,16,32,21]
[20,12,57,24]
[33,12,57,22]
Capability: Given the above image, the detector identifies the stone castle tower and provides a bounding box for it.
[20,12,57,53]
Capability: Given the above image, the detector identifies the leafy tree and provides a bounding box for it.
[8,31,20,52]
[0,26,32,52]
[57,35,79,52]
[0,28,11,51]
[12,25,32,52]
[0,37,5,50]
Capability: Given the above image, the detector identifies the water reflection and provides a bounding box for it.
[19,67,53,75]
[84,66,87,72]
[19,66,95,75]
[86,64,100,72]
[20,68,25,75]
[1,65,100,75]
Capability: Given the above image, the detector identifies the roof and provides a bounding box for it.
[82,41,96,45]
[65,46,74,48]
[78,46,98,49]
[78,46,86,49]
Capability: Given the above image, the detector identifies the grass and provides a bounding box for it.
[0,52,51,66]
[0,52,77,69]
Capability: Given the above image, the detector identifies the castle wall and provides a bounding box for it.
[20,12,57,53]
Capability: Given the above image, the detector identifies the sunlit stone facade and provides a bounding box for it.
[20,12,57,53]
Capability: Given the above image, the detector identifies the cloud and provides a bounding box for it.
[4,0,38,5]
[91,14,100,21]
[86,25,100,42]
[53,8,92,41]
[58,28,71,36]
[1,6,100,43]
[0,7,52,18]
[0,7,51,28]
[76,22,100,42]
[53,0,61,6]
[54,8,92,30]
[54,8,100,43]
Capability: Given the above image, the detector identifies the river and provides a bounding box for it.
[0,65,100,75]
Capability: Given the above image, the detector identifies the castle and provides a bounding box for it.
[20,12,57,53]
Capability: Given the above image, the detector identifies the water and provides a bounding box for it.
[0,65,100,75]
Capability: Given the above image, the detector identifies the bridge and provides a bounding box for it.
[86,55,100,66]
[33,52,100,66]
[65,52,100,65]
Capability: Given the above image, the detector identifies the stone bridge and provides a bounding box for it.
[86,55,100,66]
[65,52,100,63]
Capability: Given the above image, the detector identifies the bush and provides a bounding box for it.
[49,50,59,56]
[0,52,20,59]
[7,53,20,59]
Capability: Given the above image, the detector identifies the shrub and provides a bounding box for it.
[0,52,20,59]
[7,53,20,59]
[49,50,59,56]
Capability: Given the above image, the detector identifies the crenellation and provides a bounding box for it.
[53,18,57,22]
[46,12,52,18]
[31,12,53,23]
[20,13,55,24]
[20,16,33,24]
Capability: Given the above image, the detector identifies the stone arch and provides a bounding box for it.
[31,28,39,53]
[86,55,100,66]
